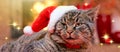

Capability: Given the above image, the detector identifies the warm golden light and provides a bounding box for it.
[110,40,114,44]
[103,34,109,40]
[43,27,48,30]
[5,37,8,40]
[84,2,89,6]
[11,22,17,27]
[45,0,57,6]
[112,20,115,23]
[33,2,45,13]
[100,43,103,46]
[30,9,33,12]
[17,27,21,30]
[118,45,120,48]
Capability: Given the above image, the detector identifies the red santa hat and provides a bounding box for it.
[23,6,77,35]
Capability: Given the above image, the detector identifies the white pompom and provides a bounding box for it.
[23,26,34,35]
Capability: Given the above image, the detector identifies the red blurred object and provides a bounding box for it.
[65,44,80,49]
[97,14,112,43]
[105,38,112,44]
[111,32,120,43]
[32,6,56,32]
[76,3,92,10]
[82,3,92,10]
[76,4,81,9]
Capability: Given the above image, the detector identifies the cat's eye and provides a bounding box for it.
[76,23,81,26]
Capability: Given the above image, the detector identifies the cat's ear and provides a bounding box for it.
[85,5,100,22]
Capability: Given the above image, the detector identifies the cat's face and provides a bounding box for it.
[54,7,99,45]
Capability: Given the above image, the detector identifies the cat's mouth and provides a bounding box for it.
[64,38,83,45]
[66,37,76,40]
[62,36,84,45]
[64,34,78,40]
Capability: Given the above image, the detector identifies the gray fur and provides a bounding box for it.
[0,6,99,52]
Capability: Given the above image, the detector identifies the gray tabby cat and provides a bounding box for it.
[0,6,99,52]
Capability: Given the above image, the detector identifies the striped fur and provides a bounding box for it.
[0,6,99,52]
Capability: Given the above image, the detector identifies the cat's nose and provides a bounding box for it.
[67,30,73,34]
[67,26,73,34]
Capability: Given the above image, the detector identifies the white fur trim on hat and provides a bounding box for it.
[47,6,77,31]
[23,26,34,35]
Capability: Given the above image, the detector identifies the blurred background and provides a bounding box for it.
[0,0,120,49]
